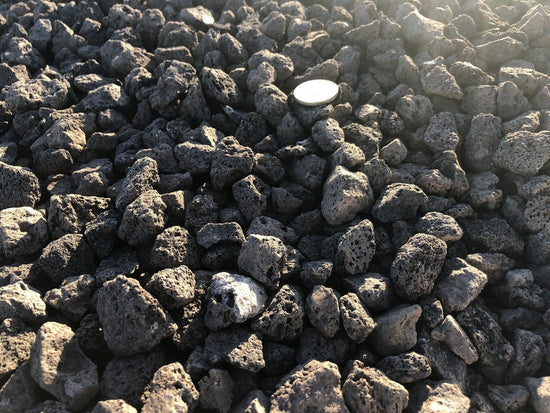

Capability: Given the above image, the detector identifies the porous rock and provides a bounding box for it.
[0,162,41,210]
[0,207,48,258]
[96,275,176,356]
[372,183,428,223]
[0,318,35,380]
[337,219,376,275]
[145,265,196,310]
[306,285,340,338]
[0,281,46,323]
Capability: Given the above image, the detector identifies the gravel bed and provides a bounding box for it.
[1,0,550,412]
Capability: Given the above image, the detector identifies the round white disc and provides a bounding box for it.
[293,79,339,106]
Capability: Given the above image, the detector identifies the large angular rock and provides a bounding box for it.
[145,265,195,310]
[238,234,287,289]
[339,293,376,343]
[150,226,200,270]
[343,273,395,313]
[270,360,349,413]
[0,362,44,412]
[0,162,40,209]
[0,207,48,258]
[421,58,462,100]
[461,218,524,257]
[390,233,447,301]
[44,274,96,321]
[377,352,431,384]
[431,315,479,365]
[115,157,160,211]
[408,381,470,413]
[30,322,98,411]
[321,166,373,225]
[306,285,340,338]
[96,275,176,356]
[210,137,254,191]
[342,361,409,413]
[464,113,501,172]
[0,281,46,323]
[400,9,444,45]
[372,183,428,223]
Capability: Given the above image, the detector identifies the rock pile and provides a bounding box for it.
[1,0,550,412]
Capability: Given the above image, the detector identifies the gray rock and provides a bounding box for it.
[289,154,326,190]
[254,153,286,184]
[249,50,294,81]
[84,210,121,260]
[141,362,199,413]
[525,376,550,413]
[525,195,550,232]
[415,169,453,196]
[0,162,40,210]
[232,174,270,221]
[197,369,234,412]
[145,265,196,310]
[476,37,526,66]
[462,218,524,257]
[0,281,46,324]
[343,273,395,313]
[204,272,267,331]
[251,284,304,342]
[415,212,463,242]
[395,94,434,128]
[115,157,159,211]
[306,285,340,338]
[5,78,68,113]
[408,381,470,413]
[321,166,373,226]
[494,130,550,176]
[247,61,276,92]
[499,66,550,96]
[247,216,298,245]
[372,183,428,223]
[0,318,35,380]
[448,61,495,87]
[431,315,479,365]
[464,171,501,210]
[203,326,265,373]
[78,83,131,112]
[48,194,110,239]
[377,352,431,384]
[343,361,409,413]
[339,293,375,343]
[497,81,531,120]
[238,234,287,289]
[501,110,540,135]
[311,118,344,153]
[30,322,98,411]
[185,193,219,233]
[0,362,44,413]
[434,258,488,313]
[505,329,545,383]
[465,253,515,284]
[100,351,165,408]
[96,275,176,356]
[150,226,200,270]
[368,304,422,356]
[117,190,167,247]
[497,269,545,310]
[0,207,48,258]
[149,61,196,111]
[174,141,214,176]
[487,384,529,413]
[464,113,501,172]
[91,400,138,413]
[390,233,447,301]
[421,58,462,100]
[270,360,349,413]
[201,67,242,106]
[423,112,460,153]
[526,227,550,264]
[299,260,333,288]
[456,302,515,383]
[379,139,407,167]
[419,297,444,329]
[431,150,469,198]
[254,84,289,127]
[338,219,376,275]
[460,85,497,115]
[44,274,95,321]
[399,9,444,45]
[100,40,151,76]
[210,137,254,191]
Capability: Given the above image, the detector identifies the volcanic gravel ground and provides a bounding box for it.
[1,0,550,412]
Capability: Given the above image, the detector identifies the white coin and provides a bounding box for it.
[293,79,339,106]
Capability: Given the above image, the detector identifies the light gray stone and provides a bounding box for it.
[0,281,46,323]
[0,207,48,258]
[431,315,479,364]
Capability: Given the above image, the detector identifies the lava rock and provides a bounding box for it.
[337,219,376,275]
[493,130,550,176]
[431,315,479,365]
[44,274,95,321]
[372,183,428,223]
[339,292,376,344]
[96,275,176,356]
[30,322,98,411]
[0,318,35,380]
[0,162,41,210]
[115,157,160,211]
[0,207,48,258]
[343,273,395,313]
[145,265,196,310]
[306,285,340,338]
[377,352,432,384]
[408,381,470,413]
[238,234,287,289]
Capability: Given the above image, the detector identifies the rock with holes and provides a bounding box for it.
[44,274,96,321]
[390,233,447,301]
[96,275,176,356]
[337,219,376,275]
[0,281,46,323]
[0,207,48,259]
[238,234,287,289]
[339,293,376,343]
[493,130,550,176]
[306,285,340,338]
[0,318,35,380]
[377,352,432,384]
[0,162,41,210]
[204,272,267,331]
[372,183,428,223]
[145,265,196,310]
[415,212,463,243]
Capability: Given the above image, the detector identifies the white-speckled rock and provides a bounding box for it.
[204,272,268,331]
